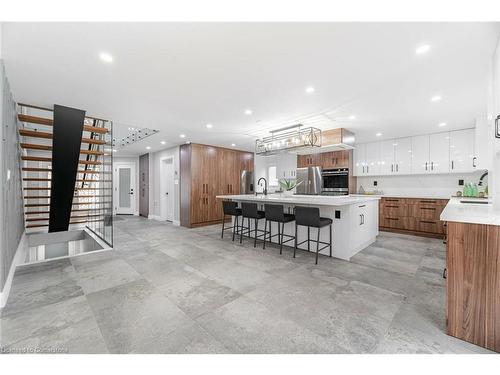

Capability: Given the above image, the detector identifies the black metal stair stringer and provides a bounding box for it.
[48,105,86,232]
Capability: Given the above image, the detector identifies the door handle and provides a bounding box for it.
[472,157,477,168]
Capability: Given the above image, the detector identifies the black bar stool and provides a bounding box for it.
[262,204,295,254]
[221,201,242,241]
[293,206,332,264]
[240,202,266,247]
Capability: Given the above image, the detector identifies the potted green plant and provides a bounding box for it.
[278,179,303,196]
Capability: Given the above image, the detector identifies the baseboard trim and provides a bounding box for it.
[173,220,180,226]
[0,231,27,309]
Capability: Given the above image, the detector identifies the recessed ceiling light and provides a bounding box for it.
[439,122,447,127]
[160,141,166,145]
[185,141,191,144]
[305,86,315,94]
[206,123,213,129]
[146,146,151,150]
[231,143,236,147]
[99,52,113,63]
[112,149,117,152]
[179,134,186,138]
[349,115,356,120]
[376,133,382,137]
[415,44,430,55]
[431,95,442,102]
[244,109,252,115]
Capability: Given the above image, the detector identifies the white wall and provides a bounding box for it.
[114,156,140,215]
[491,34,500,210]
[357,171,486,198]
[149,146,180,224]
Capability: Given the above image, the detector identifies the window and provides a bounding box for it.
[268,165,278,187]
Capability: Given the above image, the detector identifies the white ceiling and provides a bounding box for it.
[3,22,500,155]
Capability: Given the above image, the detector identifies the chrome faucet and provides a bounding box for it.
[478,171,488,186]
[257,177,268,195]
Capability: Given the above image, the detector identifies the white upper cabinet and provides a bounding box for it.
[379,140,395,175]
[449,129,475,173]
[353,143,366,176]
[354,128,474,176]
[393,137,412,174]
[276,153,298,179]
[411,135,430,174]
[429,132,450,173]
[364,142,380,176]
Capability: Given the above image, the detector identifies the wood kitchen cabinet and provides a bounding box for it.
[180,143,254,227]
[297,154,320,168]
[379,197,448,238]
[446,222,500,353]
[298,151,348,169]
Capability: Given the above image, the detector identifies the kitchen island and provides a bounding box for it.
[216,194,380,260]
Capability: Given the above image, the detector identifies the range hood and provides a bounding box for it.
[255,126,355,156]
[294,128,355,155]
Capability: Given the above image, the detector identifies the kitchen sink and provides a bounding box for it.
[460,200,490,204]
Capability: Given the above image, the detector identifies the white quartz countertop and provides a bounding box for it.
[440,197,500,226]
[216,194,380,206]
[352,194,452,200]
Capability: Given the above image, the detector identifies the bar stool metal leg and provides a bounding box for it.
[232,216,238,242]
[254,218,258,247]
[316,227,321,264]
[221,215,225,239]
[240,217,244,244]
[293,223,298,258]
[280,222,284,255]
[329,224,332,257]
[307,226,310,251]
[263,219,268,249]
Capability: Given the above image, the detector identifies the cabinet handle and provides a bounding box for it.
[420,200,436,204]
[386,205,399,208]
[362,214,365,224]
[358,205,366,208]
[385,199,399,202]
[360,214,363,225]
[495,115,500,138]
[367,166,369,173]
[443,268,447,279]
[362,166,365,173]
[396,164,398,172]
[472,157,477,168]
[420,207,436,210]
[391,164,393,173]
[431,162,434,171]
[420,220,436,224]
[425,162,428,171]
[451,160,454,170]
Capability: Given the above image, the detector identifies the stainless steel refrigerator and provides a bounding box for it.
[295,167,322,195]
[240,170,254,194]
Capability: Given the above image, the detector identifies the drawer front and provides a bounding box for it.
[381,217,403,229]
[381,203,409,217]
[418,219,445,234]
[381,197,408,204]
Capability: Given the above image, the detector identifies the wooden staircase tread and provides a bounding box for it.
[18,114,109,134]
[19,129,106,145]
[20,143,105,156]
[25,209,90,215]
[23,178,102,182]
[22,156,103,165]
[26,214,101,222]
[26,219,105,228]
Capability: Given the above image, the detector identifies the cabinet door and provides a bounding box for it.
[336,150,349,168]
[393,137,412,175]
[353,144,366,176]
[379,140,395,175]
[365,142,380,176]
[205,146,220,222]
[449,129,475,173]
[411,135,430,174]
[321,151,335,169]
[190,145,207,224]
[297,155,308,168]
[429,132,450,174]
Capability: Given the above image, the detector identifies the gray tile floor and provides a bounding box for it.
[0,216,493,353]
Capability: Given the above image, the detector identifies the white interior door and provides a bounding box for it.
[160,157,175,221]
[114,163,136,215]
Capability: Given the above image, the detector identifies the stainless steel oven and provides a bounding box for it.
[321,168,349,195]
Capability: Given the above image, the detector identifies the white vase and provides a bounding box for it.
[284,190,294,196]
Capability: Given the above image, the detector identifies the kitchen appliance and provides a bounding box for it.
[240,170,254,194]
[295,166,322,195]
[321,168,349,195]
